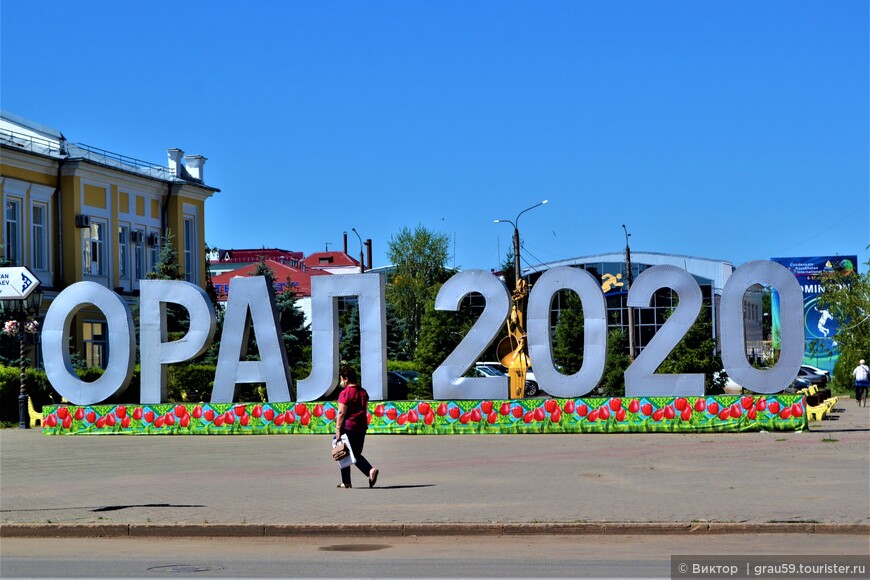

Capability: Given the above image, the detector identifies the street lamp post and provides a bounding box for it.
[622,224,636,361]
[0,288,44,429]
[351,228,365,273]
[494,199,548,284]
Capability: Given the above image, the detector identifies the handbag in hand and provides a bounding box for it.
[332,440,349,461]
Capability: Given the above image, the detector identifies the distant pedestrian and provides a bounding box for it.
[852,359,869,407]
[334,366,379,488]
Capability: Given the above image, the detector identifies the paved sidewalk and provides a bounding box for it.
[2,399,868,536]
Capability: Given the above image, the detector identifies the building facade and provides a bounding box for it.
[1,111,218,367]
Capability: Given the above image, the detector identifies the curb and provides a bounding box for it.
[2,522,868,538]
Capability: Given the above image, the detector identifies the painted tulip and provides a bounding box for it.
[522,411,535,423]
[791,404,803,418]
[730,404,742,419]
[224,411,235,425]
[741,396,755,410]
[512,405,524,418]
[367,412,372,424]
[598,406,611,421]
[779,407,792,420]
[408,410,420,424]
[460,412,471,424]
[106,413,117,427]
[387,408,398,420]
[121,416,131,428]
[768,401,781,415]
[756,399,767,412]
[397,413,407,426]
[419,402,432,415]
[707,402,719,416]
[274,414,285,426]
[470,409,482,422]
[578,404,589,417]
[133,407,144,421]
[86,411,96,423]
[74,408,85,421]
[693,399,706,413]
[165,413,175,426]
[487,411,498,424]
[180,415,190,428]
[203,409,214,422]
[425,411,435,425]
[252,404,263,418]
[263,408,275,421]
[449,406,461,419]
[532,407,545,421]
[563,400,575,414]
[747,408,757,420]
[680,408,691,421]
[300,413,310,426]
[674,398,687,411]
[95,416,106,429]
[325,407,336,420]
[178,405,190,418]
[628,400,640,413]
[154,416,165,428]
[313,404,323,418]
[587,409,599,422]
[652,408,664,421]
[62,415,72,429]
[192,406,203,419]
[240,414,250,426]
[285,411,295,424]
[545,399,558,414]
[116,406,127,418]
[57,407,69,420]
[609,398,622,412]
[718,408,731,421]
[374,404,385,417]
[615,408,625,422]
[144,411,155,423]
[641,403,653,416]
[500,402,511,415]
[295,403,308,416]
[437,402,449,416]
[480,401,492,415]
[663,406,675,420]
[45,414,58,427]
[235,404,247,417]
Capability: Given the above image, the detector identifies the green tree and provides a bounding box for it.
[553,290,585,373]
[599,329,630,397]
[340,301,361,366]
[386,225,451,356]
[147,231,183,281]
[413,288,477,399]
[250,258,311,370]
[816,256,870,393]
[657,305,724,394]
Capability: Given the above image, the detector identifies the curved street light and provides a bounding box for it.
[494,199,548,283]
[351,227,365,273]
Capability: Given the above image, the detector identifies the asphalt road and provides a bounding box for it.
[3,534,869,578]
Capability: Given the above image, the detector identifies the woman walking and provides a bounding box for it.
[335,366,379,488]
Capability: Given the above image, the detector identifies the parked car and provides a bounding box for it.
[800,365,830,382]
[784,376,813,394]
[796,366,828,386]
[474,362,542,397]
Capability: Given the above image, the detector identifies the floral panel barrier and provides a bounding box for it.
[42,395,806,435]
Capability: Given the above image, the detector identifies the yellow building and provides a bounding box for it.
[0,110,219,367]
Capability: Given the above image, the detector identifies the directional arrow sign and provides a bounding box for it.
[0,266,41,300]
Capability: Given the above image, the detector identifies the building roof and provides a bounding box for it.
[211,259,331,300]
[211,248,305,266]
[303,251,360,270]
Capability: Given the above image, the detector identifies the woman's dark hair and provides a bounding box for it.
[340,366,357,383]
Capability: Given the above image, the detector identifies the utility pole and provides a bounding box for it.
[623,224,635,361]
[351,228,365,273]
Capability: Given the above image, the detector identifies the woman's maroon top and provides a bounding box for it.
[337,383,369,432]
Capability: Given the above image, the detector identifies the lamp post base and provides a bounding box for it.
[18,392,30,429]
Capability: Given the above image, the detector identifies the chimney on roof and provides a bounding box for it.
[184,155,206,181]
[168,149,184,177]
[343,232,348,255]
[365,239,372,270]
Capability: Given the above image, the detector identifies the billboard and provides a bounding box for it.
[770,256,858,373]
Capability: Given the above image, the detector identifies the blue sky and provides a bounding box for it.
[2,1,867,272]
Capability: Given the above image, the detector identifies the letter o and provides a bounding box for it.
[42,282,136,405]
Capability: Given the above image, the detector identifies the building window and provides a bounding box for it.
[4,199,20,264]
[183,217,197,283]
[133,229,146,280]
[118,225,130,281]
[82,222,106,276]
[83,321,107,369]
[31,204,47,271]
[149,231,160,274]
